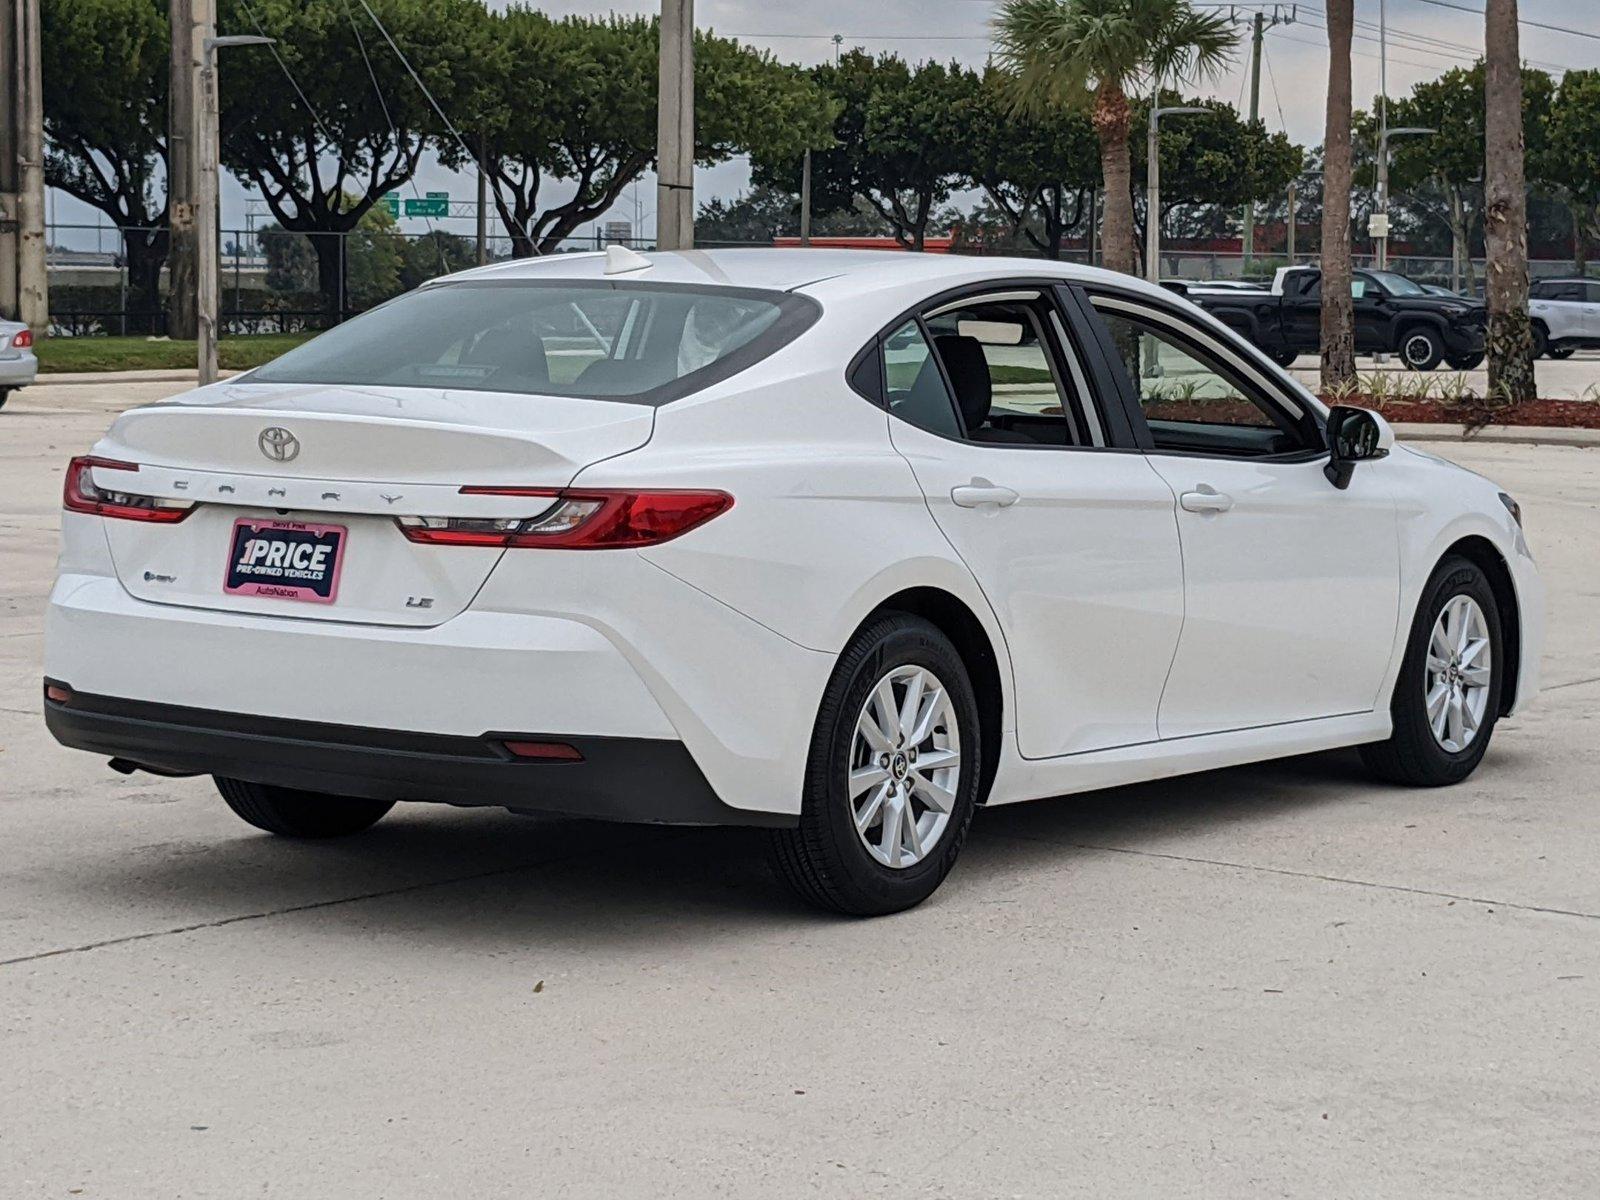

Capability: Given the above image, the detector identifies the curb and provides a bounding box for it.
[1392,422,1600,448]
[34,369,239,385]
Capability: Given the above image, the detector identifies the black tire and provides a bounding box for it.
[769,613,982,916]
[1360,556,1503,787]
[0,389,11,410]
[215,776,394,837]
[1531,324,1549,359]
[1267,348,1300,369]
[1549,345,1575,360]
[1444,352,1484,371]
[1397,326,1444,371]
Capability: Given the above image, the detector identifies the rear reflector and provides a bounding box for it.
[502,739,584,762]
[398,488,732,549]
[45,683,72,704]
[63,456,196,523]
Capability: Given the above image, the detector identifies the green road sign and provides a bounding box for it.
[382,192,400,218]
[404,195,448,218]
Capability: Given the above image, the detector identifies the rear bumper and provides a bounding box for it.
[43,682,792,827]
[0,351,37,387]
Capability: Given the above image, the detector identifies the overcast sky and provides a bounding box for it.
[47,0,1600,248]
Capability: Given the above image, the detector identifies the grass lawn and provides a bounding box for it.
[35,332,315,374]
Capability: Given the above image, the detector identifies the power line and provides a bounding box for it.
[1406,0,1600,42]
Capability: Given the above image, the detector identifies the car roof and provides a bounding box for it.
[431,246,1163,300]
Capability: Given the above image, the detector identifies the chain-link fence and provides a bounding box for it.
[44,221,1596,338]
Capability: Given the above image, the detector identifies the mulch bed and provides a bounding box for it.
[1353,398,1600,429]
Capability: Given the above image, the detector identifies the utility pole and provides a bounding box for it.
[168,0,199,338]
[1147,101,1208,285]
[195,27,273,385]
[655,0,694,251]
[799,150,812,246]
[1285,179,1297,262]
[476,131,488,266]
[1,0,48,330]
[1241,5,1294,269]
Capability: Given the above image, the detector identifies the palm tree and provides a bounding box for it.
[1483,0,1536,403]
[992,0,1236,276]
[1320,0,1356,392]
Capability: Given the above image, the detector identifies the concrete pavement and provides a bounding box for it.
[2,378,1598,1197]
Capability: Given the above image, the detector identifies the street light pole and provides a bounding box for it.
[196,31,274,386]
[1374,126,1433,271]
[1146,103,1208,287]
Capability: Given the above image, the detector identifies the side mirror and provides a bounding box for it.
[1324,405,1393,489]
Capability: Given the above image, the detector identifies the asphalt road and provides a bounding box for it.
[2,381,1598,1198]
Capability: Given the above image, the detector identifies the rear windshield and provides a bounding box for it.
[246,279,819,405]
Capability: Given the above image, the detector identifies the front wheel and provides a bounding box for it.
[1398,327,1444,371]
[0,388,11,411]
[1360,556,1503,787]
[1444,351,1484,371]
[769,613,981,916]
[1266,348,1300,369]
[1549,345,1575,360]
[216,776,394,837]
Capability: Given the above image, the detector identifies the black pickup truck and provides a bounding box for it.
[1175,267,1487,371]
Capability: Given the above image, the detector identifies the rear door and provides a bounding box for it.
[1082,289,1400,739]
[876,284,1185,758]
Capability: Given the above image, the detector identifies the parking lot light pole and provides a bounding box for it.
[195,32,274,385]
[1146,104,1208,288]
[1374,126,1434,271]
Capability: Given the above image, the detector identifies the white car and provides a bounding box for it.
[1529,277,1600,358]
[0,317,38,406]
[44,249,1543,914]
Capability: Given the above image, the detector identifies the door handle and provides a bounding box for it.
[951,483,1020,509]
[1180,487,1234,514]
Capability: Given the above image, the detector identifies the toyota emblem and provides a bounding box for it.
[258,426,300,462]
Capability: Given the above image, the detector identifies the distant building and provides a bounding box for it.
[603,220,634,247]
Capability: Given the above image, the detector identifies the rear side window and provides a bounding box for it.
[247,280,819,405]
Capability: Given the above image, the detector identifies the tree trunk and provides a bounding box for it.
[1092,81,1136,276]
[1483,0,1536,404]
[1319,0,1357,392]
[1572,203,1589,274]
[311,234,344,324]
[122,228,170,336]
[1447,183,1468,294]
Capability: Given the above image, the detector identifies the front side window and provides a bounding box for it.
[246,280,814,405]
[1092,299,1316,458]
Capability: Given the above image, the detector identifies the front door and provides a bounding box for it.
[1085,291,1402,739]
[876,287,1185,758]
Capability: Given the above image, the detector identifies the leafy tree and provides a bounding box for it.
[696,184,896,245]
[755,52,983,251]
[399,228,478,289]
[449,11,835,257]
[343,203,404,311]
[217,0,490,316]
[1130,93,1302,261]
[39,0,168,331]
[1483,0,1535,402]
[1540,69,1600,272]
[968,67,1099,259]
[992,0,1236,276]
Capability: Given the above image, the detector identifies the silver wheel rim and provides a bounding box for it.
[1404,334,1433,367]
[849,665,960,869]
[1425,595,1493,753]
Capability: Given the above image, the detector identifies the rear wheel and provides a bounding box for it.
[1266,348,1300,369]
[0,388,11,410]
[1549,345,1575,360]
[1444,351,1484,371]
[1360,556,1502,787]
[216,776,394,837]
[1398,327,1444,371]
[1531,324,1549,359]
[769,613,981,916]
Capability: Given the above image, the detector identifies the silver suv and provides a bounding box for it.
[1529,278,1600,359]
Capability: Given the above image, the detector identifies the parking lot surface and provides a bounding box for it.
[2,379,1597,1197]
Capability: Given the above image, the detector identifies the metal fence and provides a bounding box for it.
[43,221,1596,338]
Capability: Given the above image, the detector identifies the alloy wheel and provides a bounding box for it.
[1424,594,1493,753]
[848,665,961,869]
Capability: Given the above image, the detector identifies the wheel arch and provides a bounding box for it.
[854,587,1004,805]
[1441,535,1521,716]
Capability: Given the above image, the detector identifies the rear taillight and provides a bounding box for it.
[62,456,195,523]
[397,487,733,549]
[11,328,33,349]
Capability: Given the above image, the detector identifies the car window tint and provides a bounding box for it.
[1586,283,1600,303]
[882,320,964,439]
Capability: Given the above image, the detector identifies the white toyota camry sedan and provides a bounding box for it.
[44,248,1543,914]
